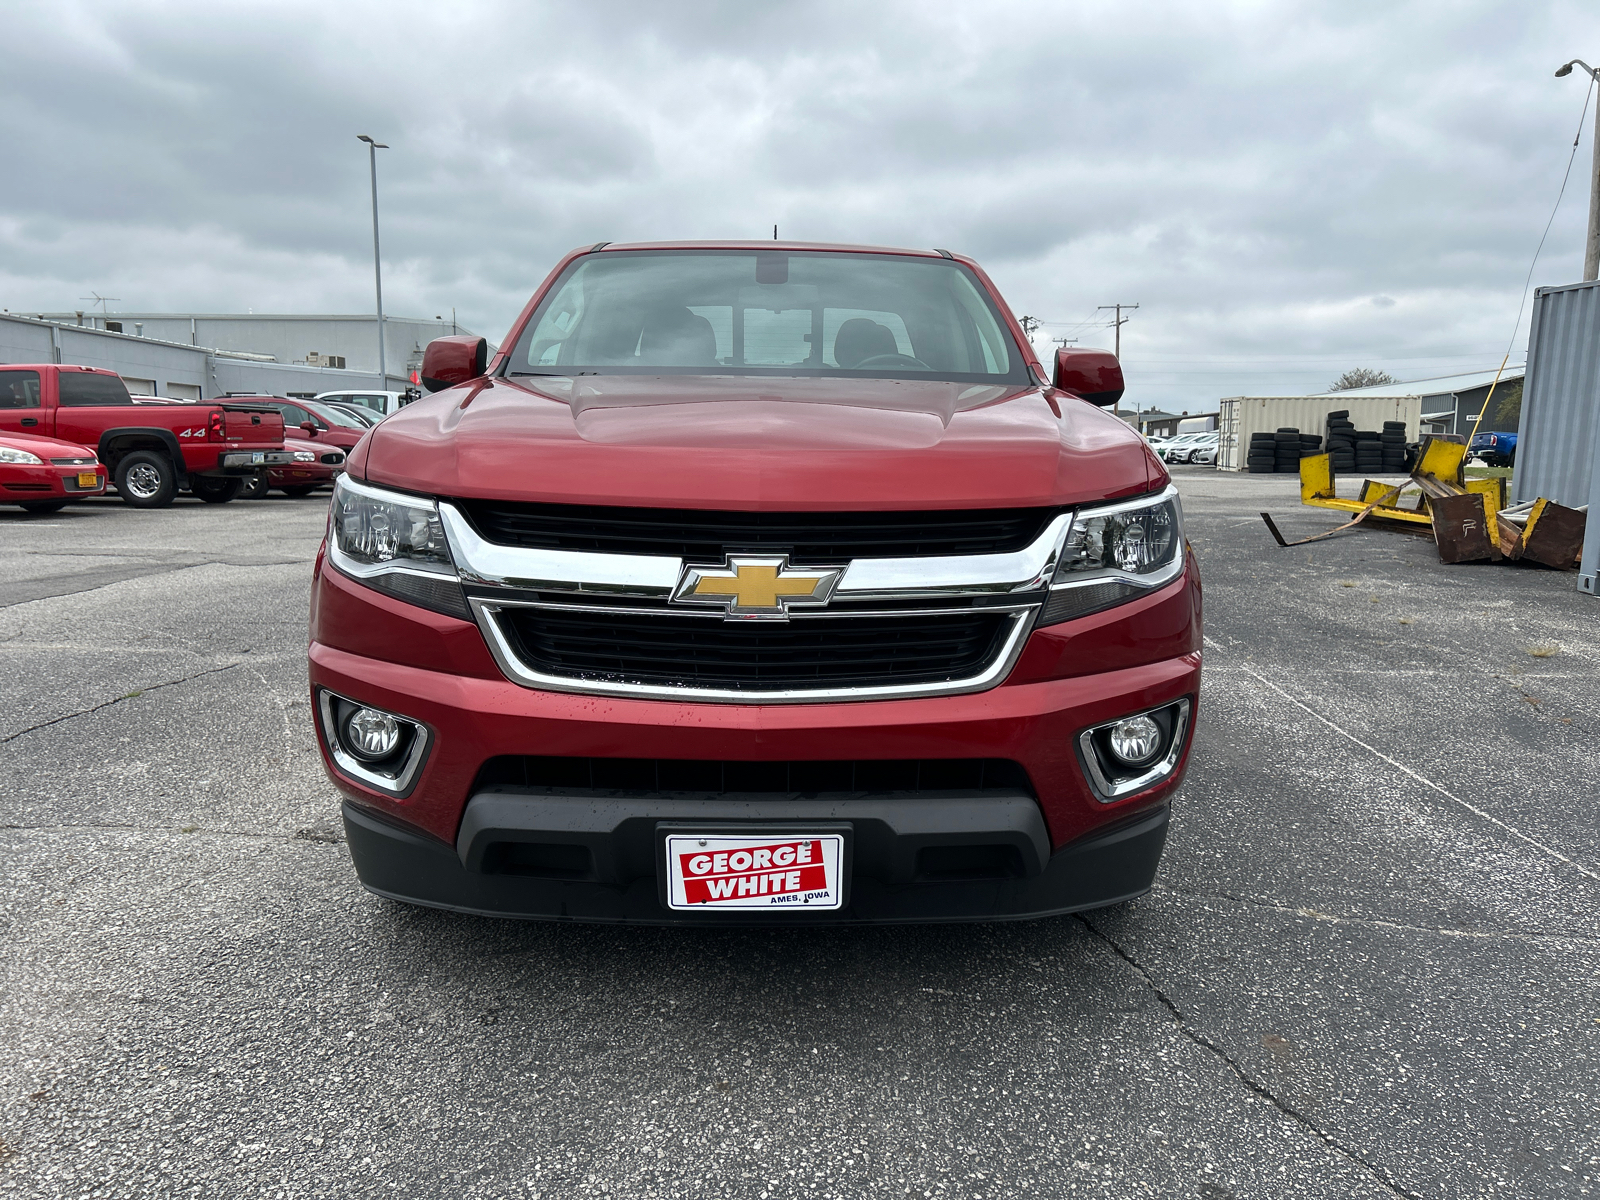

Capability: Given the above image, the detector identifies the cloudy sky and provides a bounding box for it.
[3,0,1597,409]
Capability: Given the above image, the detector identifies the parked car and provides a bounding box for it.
[1469,430,1517,467]
[313,240,1201,925]
[239,437,347,499]
[0,430,107,512]
[321,402,379,428]
[231,397,369,454]
[0,366,290,507]
[1188,442,1218,465]
[314,389,415,420]
[1161,433,1217,464]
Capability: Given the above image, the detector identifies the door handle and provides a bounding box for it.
[20,417,38,427]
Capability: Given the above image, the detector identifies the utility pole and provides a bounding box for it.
[1097,303,1139,418]
[357,135,389,388]
[1556,60,1600,280]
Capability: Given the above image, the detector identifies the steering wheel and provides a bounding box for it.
[850,352,931,370]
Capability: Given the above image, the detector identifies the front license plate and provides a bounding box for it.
[664,833,844,911]
[77,472,97,488]
[251,451,265,465]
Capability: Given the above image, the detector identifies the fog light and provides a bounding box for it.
[344,707,401,761]
[1108,714,1163,765]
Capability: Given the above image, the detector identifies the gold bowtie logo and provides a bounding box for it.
[672,556,842,619]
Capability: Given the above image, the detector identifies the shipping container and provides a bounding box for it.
[1512,279,1600,511]
[1216,396,1422,471]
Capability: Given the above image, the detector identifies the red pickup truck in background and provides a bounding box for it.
[0,365,292,506]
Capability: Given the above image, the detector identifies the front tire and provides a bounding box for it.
[114,451,177,508]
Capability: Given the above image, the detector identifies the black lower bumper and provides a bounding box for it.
[342,791,1170,925]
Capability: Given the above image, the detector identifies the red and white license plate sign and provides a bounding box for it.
[664,833,844,911]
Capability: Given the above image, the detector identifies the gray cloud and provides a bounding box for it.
[2,0,1596,407]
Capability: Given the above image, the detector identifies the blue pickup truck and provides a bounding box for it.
[1469,430,1517,467]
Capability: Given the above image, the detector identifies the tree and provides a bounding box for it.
[1489,379,1523,430]
[1329,367,1397,391]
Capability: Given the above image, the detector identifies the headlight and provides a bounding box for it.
[327,475,469,618]
[293,450,317,462]
[0,446,43,465]
[1039,486,1185,625]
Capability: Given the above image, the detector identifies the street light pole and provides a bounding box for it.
[1556,60,1600,281]
[357,134,390,387]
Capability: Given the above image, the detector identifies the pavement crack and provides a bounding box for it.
[1077,913,1423,1200]
[1154,885,1600,944]
[0,663,243,744]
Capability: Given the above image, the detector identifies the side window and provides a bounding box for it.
[57,372,134,407]
[0,370,41,408]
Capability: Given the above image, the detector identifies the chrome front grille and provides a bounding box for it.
[438,501,1070,704]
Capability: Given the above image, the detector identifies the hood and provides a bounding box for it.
[0,431,97,459]
[360,375,1163,510]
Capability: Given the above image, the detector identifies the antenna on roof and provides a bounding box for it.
[79,292,120,312]
[774,225,778,240]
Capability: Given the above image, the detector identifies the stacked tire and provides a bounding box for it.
[1352,429,1384,474]
[1274,428,1303,473]
[1247,432,1277,473]
[1325,411,1357,473]
[1380,421,1407,472]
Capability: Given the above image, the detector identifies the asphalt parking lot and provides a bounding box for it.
[2,473,1597,1200]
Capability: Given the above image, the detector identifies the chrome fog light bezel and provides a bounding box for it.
[1076,698,1191,802]
[316,689,432,797]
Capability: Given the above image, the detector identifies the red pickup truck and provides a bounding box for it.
[0,365,291,506]
[311,241,1201,925]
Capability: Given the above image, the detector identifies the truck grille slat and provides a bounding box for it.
[462,500,1054,562]
[497,608,1013,691]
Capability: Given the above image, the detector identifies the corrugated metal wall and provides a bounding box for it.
[1513,279,1600,509]
[1216,396,1422,471]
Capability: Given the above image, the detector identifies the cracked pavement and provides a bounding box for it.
[2,477,1597,1199]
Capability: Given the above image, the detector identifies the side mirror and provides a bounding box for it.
[300,420,320,435]
[421,335,489,392]
[1053,348,1125,407]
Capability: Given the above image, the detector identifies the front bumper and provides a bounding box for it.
[342,795,1171,924]
[1,462,107,500]
[268,462,342,487]
[309,545,1201,924]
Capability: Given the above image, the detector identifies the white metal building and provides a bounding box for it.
[18,311,482,393]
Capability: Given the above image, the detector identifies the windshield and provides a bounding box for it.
[507,250,1025,384]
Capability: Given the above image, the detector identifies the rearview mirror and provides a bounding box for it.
[1053,348,1125,407]
[421,335,489,392]
[300,421,320,434]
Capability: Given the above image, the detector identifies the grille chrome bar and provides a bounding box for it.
[440,503,1072,601]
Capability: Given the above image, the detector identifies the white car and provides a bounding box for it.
[314,389,414,420]
[1188,443,1218,465]
[1159,433,1214,463]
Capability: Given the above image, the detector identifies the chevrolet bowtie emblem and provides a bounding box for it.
[672,556,843,619]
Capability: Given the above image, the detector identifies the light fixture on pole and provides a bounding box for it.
[1555,59,1600,281]
[357,135,390,387]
